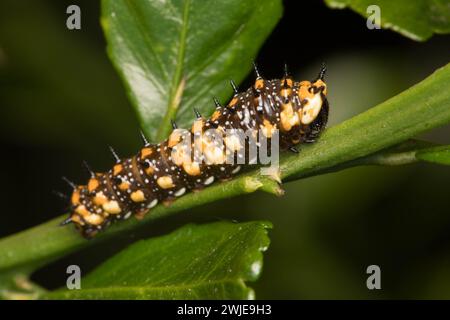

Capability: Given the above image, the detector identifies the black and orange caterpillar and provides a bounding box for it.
[61,64,329,238]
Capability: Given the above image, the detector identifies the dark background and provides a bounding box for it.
[1,0,449,298]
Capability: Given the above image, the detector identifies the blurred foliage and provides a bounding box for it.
[44,221,270,299]
[325,0,450,41]
[0,0,140,153]
[0,0,449,299]
[102,0,282,140]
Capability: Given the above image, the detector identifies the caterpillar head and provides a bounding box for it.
[298,65,328,125]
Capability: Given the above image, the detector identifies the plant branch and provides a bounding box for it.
[0,63,449,275]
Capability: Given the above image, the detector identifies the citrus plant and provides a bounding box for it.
[0,0,449,299]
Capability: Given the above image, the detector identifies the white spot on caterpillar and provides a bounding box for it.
[204,176,214,185]
[231,166,241,174]
[147,199,158,209]
[174,187,186,197]
[123,211,132,220]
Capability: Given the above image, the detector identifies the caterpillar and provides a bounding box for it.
[61,64,329,238]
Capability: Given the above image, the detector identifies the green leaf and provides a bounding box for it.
[101,0,282,141]
[43,221,271,299]
[416,145,450,165]
[324,0,450,41]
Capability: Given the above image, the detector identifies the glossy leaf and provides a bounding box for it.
[43,221,271,299]
[101,0,283,141]
[325,0,450,41]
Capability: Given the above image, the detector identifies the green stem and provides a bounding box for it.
[0,63,449,275]
[284,139,435,181]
